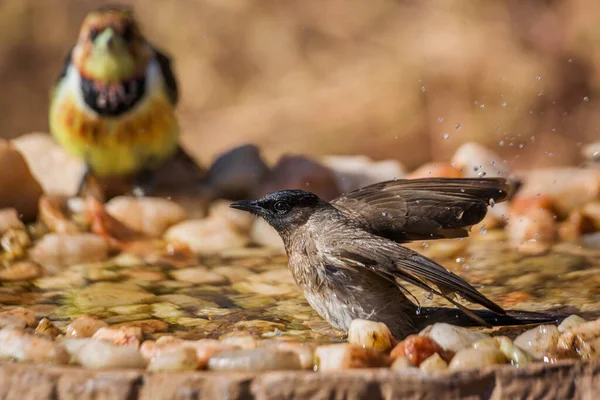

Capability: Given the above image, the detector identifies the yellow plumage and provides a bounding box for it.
[49,81,178,177]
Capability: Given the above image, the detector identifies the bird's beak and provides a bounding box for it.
[230,200,263,215]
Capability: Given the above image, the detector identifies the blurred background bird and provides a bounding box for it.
[48,5,184,197]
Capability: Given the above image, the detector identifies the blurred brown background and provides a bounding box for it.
[1,0,599,170]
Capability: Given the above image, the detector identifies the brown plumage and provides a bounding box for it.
[230,177,555,338]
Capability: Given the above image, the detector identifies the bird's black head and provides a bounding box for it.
[230,190,325,235]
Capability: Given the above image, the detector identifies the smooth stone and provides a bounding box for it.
[201,144,269,201]
[64,316,109,338]
[208,200,255,234]
[0,307,36,329]
[74,340,147,369]
[315,343,390,371]
[558,315,587,333]
[0,328,68,364]
[208,348,301,372]
[448,347,506,371]
[419,353,448,374]
[0,262,43,281]
[419,323,489,352]
[106,196,187,237]
[0,208,25,232]
[250,219,285,251]
[255,155,341,201]
[147,347,199,371]
[0,139,44,220]
[347,319,394,352]
[321,155,405,193]
[451,142,512,178]
[165,218,250,254]
[11,133,84,196]
[29,233,109,269]
[514,325,560,359]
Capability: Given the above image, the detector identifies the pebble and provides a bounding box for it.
[419,323,489,353]
[211,266,254,283]
[11,133,84,196]
[171,267,228,285]
[105,196,187,237]
[259,340,316,369]
[0,208,25,232]
[201,144,269,201]
[583,142,600,163]
[0,328,69,364]
[208,348,301,372]
[315,343,390,371]
[111,319,169,334]
[0,262,43,281]
[72,339,147,369]
[558,315,587,333]
[419,353,448,374]
[28,233,109,269]
[506,208,557,251]
[347,319,394,352]
[92,326,143,348]
[517,168,600,217]
[448,347,506,371]
[38,196,81,234]
[65,316,109,338]
[34,318,61,338]
[0,307,36,329]
[220,333,258,350]
[514,325,560,359]
[148,347,199,371]
[557,317,600,352]
[321,155,405,193]
[0,139,44,220]
[208,200,255,234]
[391,334,453,366]
[406,162,463,179]
[256,155,341,201]
[165,218,250,254]
[390,356,415,371]
[141,337,239,369]
[451,143,512,178]
[250,219,285,250]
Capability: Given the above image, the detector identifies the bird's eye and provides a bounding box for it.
[89,27,99,41]
[273,201,290,214]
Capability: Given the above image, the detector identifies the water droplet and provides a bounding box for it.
[583,96,590,103]
[489,198,496,207]
[457,210,465,220]
[422,243,429,249]
[519,143,524,149]
[479,226,487,235]
[394,136,398,140]
[455,123,461,130]
[480,104,485,110]
[568,58,573,63]
[536,76,541,80]
[416,307,422,316]
[456,257,465,263]
[463,264,470,271]
[477,171,487,178]
[421,86,426,93]
[426,292,434,300]
[501,102,507,107]
[437,117,444,123]
[382,211,389,217]
[442,133,450,140]
[499,140,505,147]
[460,188,465,193]
[538,90,544,97]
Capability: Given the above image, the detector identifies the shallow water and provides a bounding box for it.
[4,229,600,342]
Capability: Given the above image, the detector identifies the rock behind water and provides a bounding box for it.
[256,155,340,200]
[0,139,44,220]
[11,133,83,197]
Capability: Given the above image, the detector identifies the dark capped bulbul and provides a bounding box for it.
[230,177,556,338]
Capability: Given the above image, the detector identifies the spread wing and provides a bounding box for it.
[153,47,179,105]
[320,238,505,326]
[331,178,511,242]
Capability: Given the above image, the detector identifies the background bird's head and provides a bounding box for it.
[230,190,326,235]
[72,6,153,82]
